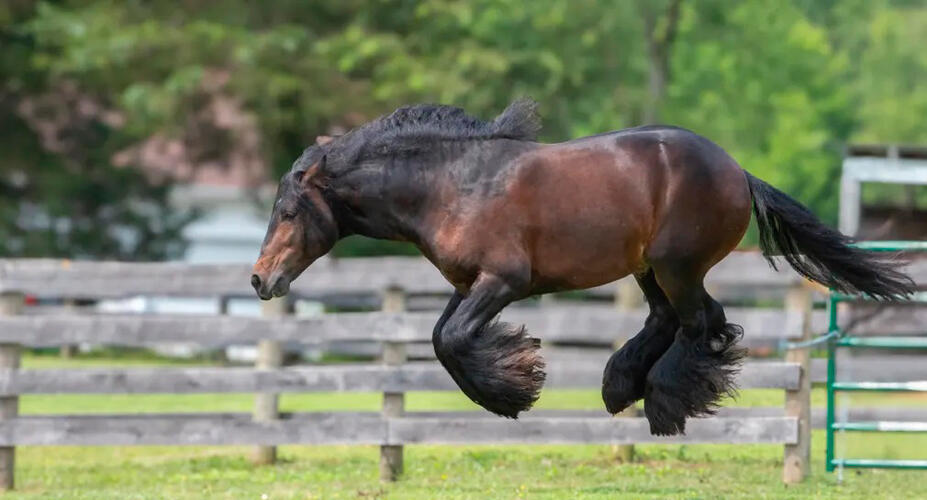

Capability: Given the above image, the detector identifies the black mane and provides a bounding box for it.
[291,98,541,176]
[366,97,540,145]
[312,99,540,169]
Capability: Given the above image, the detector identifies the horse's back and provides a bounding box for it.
[602,126,752,275]
[503,126,750,291]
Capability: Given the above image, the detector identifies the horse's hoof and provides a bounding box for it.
[601,350,645,415]
[602,386,637,415]
[642,326,746,435]
[643,380,688,436]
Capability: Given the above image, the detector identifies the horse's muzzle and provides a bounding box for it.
[251,273,290,300]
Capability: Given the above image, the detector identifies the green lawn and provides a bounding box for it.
[7,353,927,499]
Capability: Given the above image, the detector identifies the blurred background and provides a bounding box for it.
[2,0,925,264]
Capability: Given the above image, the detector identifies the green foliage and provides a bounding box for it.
[0,1,195,259]
[2,0,925,257]
[665,0,854,224]
[853,6,927,143]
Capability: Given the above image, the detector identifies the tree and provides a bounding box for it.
[639,0,684,123]
[852,5,927,144]
[2,0,925,258]
[0,1,193,259]
[664,0,853,224]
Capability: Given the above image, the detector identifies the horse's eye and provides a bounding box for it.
[281,210,297,221]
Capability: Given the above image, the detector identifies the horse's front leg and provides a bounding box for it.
[432,273,545,418]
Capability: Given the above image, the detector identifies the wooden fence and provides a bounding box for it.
[0,252,924,490]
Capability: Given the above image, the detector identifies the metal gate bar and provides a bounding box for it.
[825,241,927,472]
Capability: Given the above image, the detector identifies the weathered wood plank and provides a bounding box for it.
[809,407,927,428]
[6,406,925,447]
[0,312,435,346]
[0,257,451,298]
[0,361,799,395]
[0,413,386,446]
[387,416,797,445]
[0,413,797,446]
[0,306,808,346]
[7,303,912,349]
[810,356,927,383]
[3,253,922,300]
[395,407,927,428]
[839,305,927,337]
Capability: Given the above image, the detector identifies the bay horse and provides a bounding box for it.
[251,99,913,435]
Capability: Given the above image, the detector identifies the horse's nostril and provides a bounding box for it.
[250,274,262,290]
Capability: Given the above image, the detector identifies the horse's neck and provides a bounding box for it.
[328,164,437,243]
[328,140,531,245]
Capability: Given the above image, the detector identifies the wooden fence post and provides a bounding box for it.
[783,283,812,483]
[0,292,23,491]
[218,296,230,316]
[218,296,230,363]
[60,299,77,359]
[380,286,406,481]
[253,296,286,465]
[612,278,642,463]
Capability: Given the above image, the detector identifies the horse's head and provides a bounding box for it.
[251,140,339,300]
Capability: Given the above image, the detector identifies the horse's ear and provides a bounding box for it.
[298,155,328,188]
[316,135,334,146]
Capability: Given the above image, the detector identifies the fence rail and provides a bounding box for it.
[0,307,806,346]
[5,253,925,299]
[0,413,797,447]
[3,307,926,348]
[0,361,799,395]
[1,252,818,298]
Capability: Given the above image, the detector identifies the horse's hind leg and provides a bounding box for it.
[602,269,678,414]
[643,264,745,436]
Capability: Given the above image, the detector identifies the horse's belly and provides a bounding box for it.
[528,219,648,292]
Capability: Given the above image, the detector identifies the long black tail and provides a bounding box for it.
[745,172,914,300]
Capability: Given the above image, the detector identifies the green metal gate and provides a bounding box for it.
[825,240,927,471]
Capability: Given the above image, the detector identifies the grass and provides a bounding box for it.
[6,353,927,499]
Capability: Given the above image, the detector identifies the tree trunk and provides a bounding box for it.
[641,0,683,124]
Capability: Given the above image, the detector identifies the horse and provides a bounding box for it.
[250,99,913,435]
